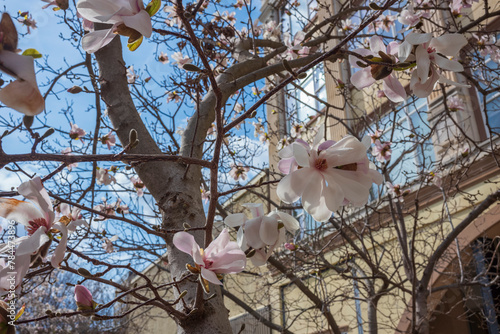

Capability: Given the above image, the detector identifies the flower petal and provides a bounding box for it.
[172,232,203,265]
[259,216,279,245]
[244,218,265,249]
[434,54,464,72]
[351,68,376,90]
[82,29,117,53]
[50,222,68,268]
[201,267,222,285]
[16,228,50,256]
[275,211,300,232]
[122,10,152,38]
[415,45,430,84]
[204,228,230,256]
[370,36,386,54]
[349,48,373,69]
[17,177,54,225]
[277,168,315,204]
[322,172,346,214]
[406,32,432,45]
[292,142,310,167]
[0,198,43,226]
[242,203,264,218]
[411,67,439,98]
[382,75,407,103]
[430,34,467,57]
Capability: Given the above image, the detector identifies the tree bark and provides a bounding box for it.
[93,30,232,334]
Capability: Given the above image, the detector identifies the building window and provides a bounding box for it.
[475,54,500,136]
[281,0,318,35]
[368,98,434,186]
[285,65,327,124]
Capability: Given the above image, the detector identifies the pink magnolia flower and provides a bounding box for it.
[96,167,116,185]
[130,176,145,197]
[234,0,249,10]
[70,123,86,142]
[284,31,309,60]
[102,235,119,253]
[167,91,182,103]
[369,129,383,144]
[253,119,265,137]
[262,20,280,41]
[277,127,383,222]
[284,242,298,251]
[77,0,153,53]
[385,182,409,203]
[74,285,97,311]
[377,14,396,32]
[163,5,182,28]
[234,103,244,113]
[398,4,425,27]
[349,36,407,103]
[399,33,469,98]
[42,0,69,10]
[173,229,246,285]
[17,12,37,34]
[372,140,392,162]
[114,198,129,214]
[171,52,192,69]
[126,66,138,84]
[201,184,210,204]
[225,203,299,266]
[56,203,88,233]
[0,14,44,116]
[259,132,270,143]
[229,163,250,181]
[0,248,30,296]
[158,51,169,64]
[0,177,86,268]
[449,0,464,16]
[290,123,304,138]
[93,198,116,219]
[100,131,116,150]
[447,96,466,112]
[341,19,356,32]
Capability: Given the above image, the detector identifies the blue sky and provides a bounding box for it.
[0,0,269,278]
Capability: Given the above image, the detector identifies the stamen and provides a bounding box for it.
[27,218,50,235]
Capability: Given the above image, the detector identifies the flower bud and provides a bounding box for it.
[74,285,97,314]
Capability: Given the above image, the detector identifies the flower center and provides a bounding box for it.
[27,218,50,236]
[427,47,436,54]
[315,158,328,171]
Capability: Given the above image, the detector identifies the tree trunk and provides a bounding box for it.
[414,284,429,334]
[94,31,233,334]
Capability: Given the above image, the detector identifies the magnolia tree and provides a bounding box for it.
[0,0,499,333]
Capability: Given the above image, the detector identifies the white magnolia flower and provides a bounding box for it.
[171,52,192,69]
[225,203,299,266]
[0,177,86,268]
[0,13,44,116]
[399,33,469,97]
[96,167,116,185]
[277,127,383,222]
[102,235,119,253]
[77,0,153,53]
